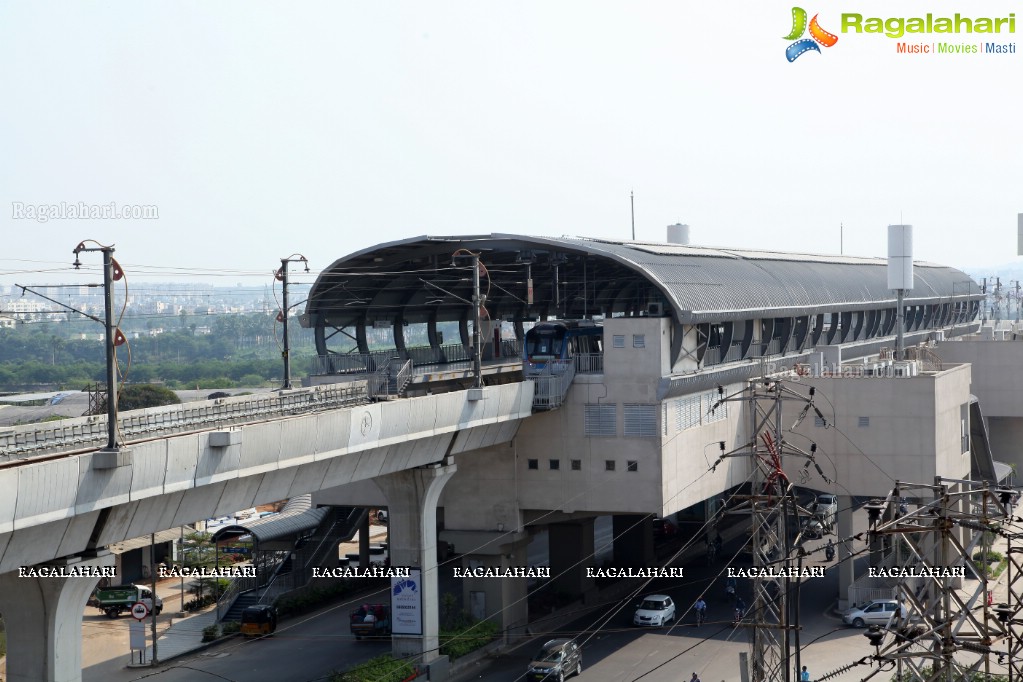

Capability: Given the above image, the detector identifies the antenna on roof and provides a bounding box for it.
[630,190,635,241]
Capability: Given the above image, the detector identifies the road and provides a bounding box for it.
[79,509,883,681]
[84,586,393,682]
[449,537,871,682]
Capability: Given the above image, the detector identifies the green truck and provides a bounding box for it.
[90,584,164,619]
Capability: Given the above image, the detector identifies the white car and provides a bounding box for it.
[633,594,675,626]
[815,494,838,526]
[842,599,906,628]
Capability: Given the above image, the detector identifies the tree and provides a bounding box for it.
[116,384,181,411]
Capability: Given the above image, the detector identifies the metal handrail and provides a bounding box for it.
[367,358,413,399]
[574,353,603,374]
[315,343,474,376]
[0,383,368,461]
[530,360,576,410]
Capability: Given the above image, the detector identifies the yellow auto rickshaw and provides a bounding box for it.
[240,604,278,637]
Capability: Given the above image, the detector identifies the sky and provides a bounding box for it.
[1,1,1020,288]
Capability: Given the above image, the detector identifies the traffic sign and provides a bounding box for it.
[131,601,149,620]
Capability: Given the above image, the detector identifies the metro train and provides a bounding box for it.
[522,320,602,376]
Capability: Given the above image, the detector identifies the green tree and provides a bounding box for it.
[116,384,182,411]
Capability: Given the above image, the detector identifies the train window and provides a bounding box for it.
[527,459,538,470]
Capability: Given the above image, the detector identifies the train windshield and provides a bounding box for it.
[525,328,565,360]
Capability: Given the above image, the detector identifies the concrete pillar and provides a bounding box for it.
[457,532,531,642]
[359,511,371,567]
[0,553,115,682]
[549,518,595,599]
[837,496,855,610]
[612,515,654,567]
[374,463,456,675]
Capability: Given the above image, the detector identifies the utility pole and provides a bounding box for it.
[452,251,484,389]
[72,241,123,450]
[275,254,309,390]
[997,512,1023,681]
[471,252,482,388]
[828,479,1010,682]
[716,379,829,682]
[150,532,159,664]
[630,190,635,241]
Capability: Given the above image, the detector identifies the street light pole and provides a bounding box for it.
[275,254,309,390]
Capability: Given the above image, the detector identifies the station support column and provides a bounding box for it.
[454,531,531,643]
[374,463,457,677]
[612,515,654,568]
[0,553,115,682]
[550,518,596,601]
[358,511,371,567]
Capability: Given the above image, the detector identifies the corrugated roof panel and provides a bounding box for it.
[307,234,984,327]
[211,495,328,545]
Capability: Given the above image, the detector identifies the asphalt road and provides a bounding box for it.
[81,538,871,682]
[84,586,393,682]
[447,531,888,682]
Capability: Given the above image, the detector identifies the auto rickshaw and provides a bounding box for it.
[240,604,278,637]
[350,604,390,640]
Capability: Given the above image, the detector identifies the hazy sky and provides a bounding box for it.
[1,1,1020,287]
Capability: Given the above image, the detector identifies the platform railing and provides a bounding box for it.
[0,383,368,461]
[530,360,575,410]
[574,352,603,374]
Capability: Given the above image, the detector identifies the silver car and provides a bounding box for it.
[842,599,906,628]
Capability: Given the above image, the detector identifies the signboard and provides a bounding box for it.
[129,620,146,649]
[131,601,149,620]
[390,568,422,635]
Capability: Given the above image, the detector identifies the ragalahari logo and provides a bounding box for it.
[784,7,839,61]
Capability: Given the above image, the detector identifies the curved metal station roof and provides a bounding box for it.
[211,495,326,545]
[303,234,982,326]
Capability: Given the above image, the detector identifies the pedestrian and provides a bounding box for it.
[801,665,810,681]
[690,673,701,682]
[734,596,746,624]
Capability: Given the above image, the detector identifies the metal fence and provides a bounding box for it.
[367,358,413,400]
[530,360,575,410]
[574,352,603,374]
[0,383,368,461]
[314,340,523,376]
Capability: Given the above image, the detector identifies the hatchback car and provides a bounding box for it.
[842,599,906,628]
[526,639,582,682]
[633,594,676,626]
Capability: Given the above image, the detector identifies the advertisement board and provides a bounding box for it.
[390,568,422,636]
